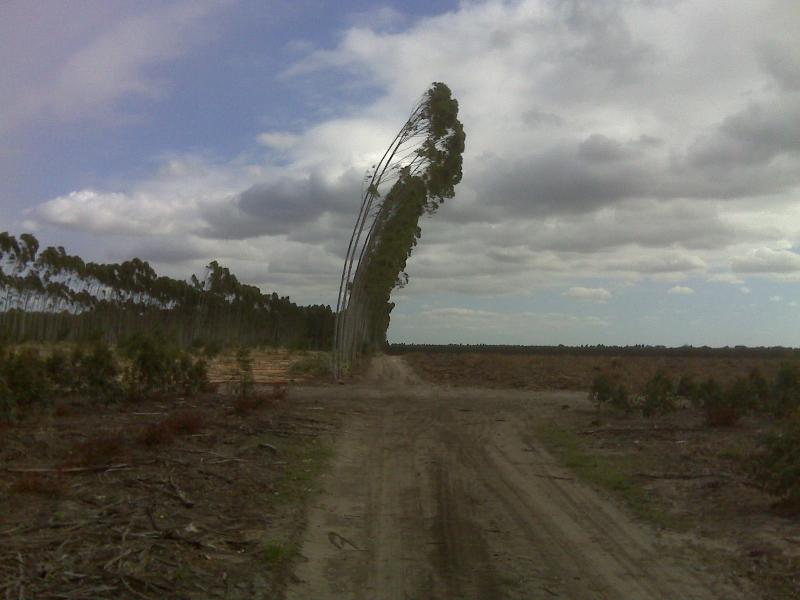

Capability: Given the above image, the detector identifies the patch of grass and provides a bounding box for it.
[261,540,295,568]
[532,420,688,531]
[269,439,334,505]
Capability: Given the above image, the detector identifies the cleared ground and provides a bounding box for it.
[286,357,751,599]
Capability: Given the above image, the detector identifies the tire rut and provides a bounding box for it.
[285,357,746,599]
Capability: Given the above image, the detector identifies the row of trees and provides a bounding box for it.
[389,343,800,359]
[0,233,333,348]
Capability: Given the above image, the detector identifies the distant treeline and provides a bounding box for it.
[0,232,334,349]
[388,343,800,359]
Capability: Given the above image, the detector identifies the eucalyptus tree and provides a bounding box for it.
[333,82,465,376]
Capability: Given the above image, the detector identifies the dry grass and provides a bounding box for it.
[138,409,206,447]
[232,392,278,416]
[162,409,206,434]
[11,474,65,497]
[404,352,790,392]
[71,433,125,466]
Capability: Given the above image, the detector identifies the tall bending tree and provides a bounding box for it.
[333,83,466,376]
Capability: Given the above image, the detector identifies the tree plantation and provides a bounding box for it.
[0,232,333,348]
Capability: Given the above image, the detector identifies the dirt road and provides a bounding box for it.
[286,356,744,599]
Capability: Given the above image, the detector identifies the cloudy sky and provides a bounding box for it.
[3,0,800,346]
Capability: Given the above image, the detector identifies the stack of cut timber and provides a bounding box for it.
[207,349,304,384]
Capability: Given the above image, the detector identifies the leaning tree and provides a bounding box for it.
[333,82,466,376]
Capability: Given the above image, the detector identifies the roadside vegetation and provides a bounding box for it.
[590,364,800,506]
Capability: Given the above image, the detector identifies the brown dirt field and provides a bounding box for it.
[0,386,335,599]
[4,353,797,599]
[402,351,790,392]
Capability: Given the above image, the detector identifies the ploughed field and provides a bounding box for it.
[401,350,792,391]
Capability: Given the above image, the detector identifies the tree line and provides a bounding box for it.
[0,232,333,349]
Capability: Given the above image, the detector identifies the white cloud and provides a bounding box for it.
[668,285,695,295]
[20,0,800,313]
[256,132,301,151]
[0,1,224,132]
[562,287,612,303]
[770,295,783,302]
[739,286,751,294]
[732,247,800,274]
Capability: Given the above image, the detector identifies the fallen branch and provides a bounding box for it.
[168,476,195,508]
[4,463,130,474]
[580,427,702,436]
[634,471,733,480]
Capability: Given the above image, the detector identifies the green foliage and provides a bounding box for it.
[704,377,747,427]
[288,352,331,378]
[590,373,613,406]
[676,375,698,402]
[2,347,49,407]
[80,341,120,403]
[772,363,800,417]
[233,346,255,400]
[590,373,632,413]
[122,334,209,398]
[641,371,676,417]
[751,412,800,504]
[1,232,335,350]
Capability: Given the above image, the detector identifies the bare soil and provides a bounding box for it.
[402,351,790,391]
[285,356,757,599]
[0,386,334,599]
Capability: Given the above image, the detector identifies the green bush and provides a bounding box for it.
[641,371,676,417]
[288,352,331,378]
[772,363,800,418]
[122,334,209,398]
[81,341,120,403]
[45,348,73,392]
[233,347,254,400]
[747,367,770,411]
[590,373,632,413]
[2,347,49,408]
[751,412,800,505]
[676,375,698,403]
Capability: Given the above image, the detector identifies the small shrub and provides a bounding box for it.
[748,367,770,411]
[772,363,800,418]
[641,371,676,417]
[233,347,255,400]
[610,383,632,412]
[140,422,175,447]
[589,374,614,408]
[45,348,74,393]
[73,433,125,466]
[288,353,331,378]
[80,341,120,403]
[751,412,800,505]
[590,373,632,413]
[162,410,206,435]
[676,375,697,402]
[2,347,49,408]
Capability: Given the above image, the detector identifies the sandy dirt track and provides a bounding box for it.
[286,356,745,599]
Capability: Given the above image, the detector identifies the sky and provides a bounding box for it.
[2,0,800,347]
